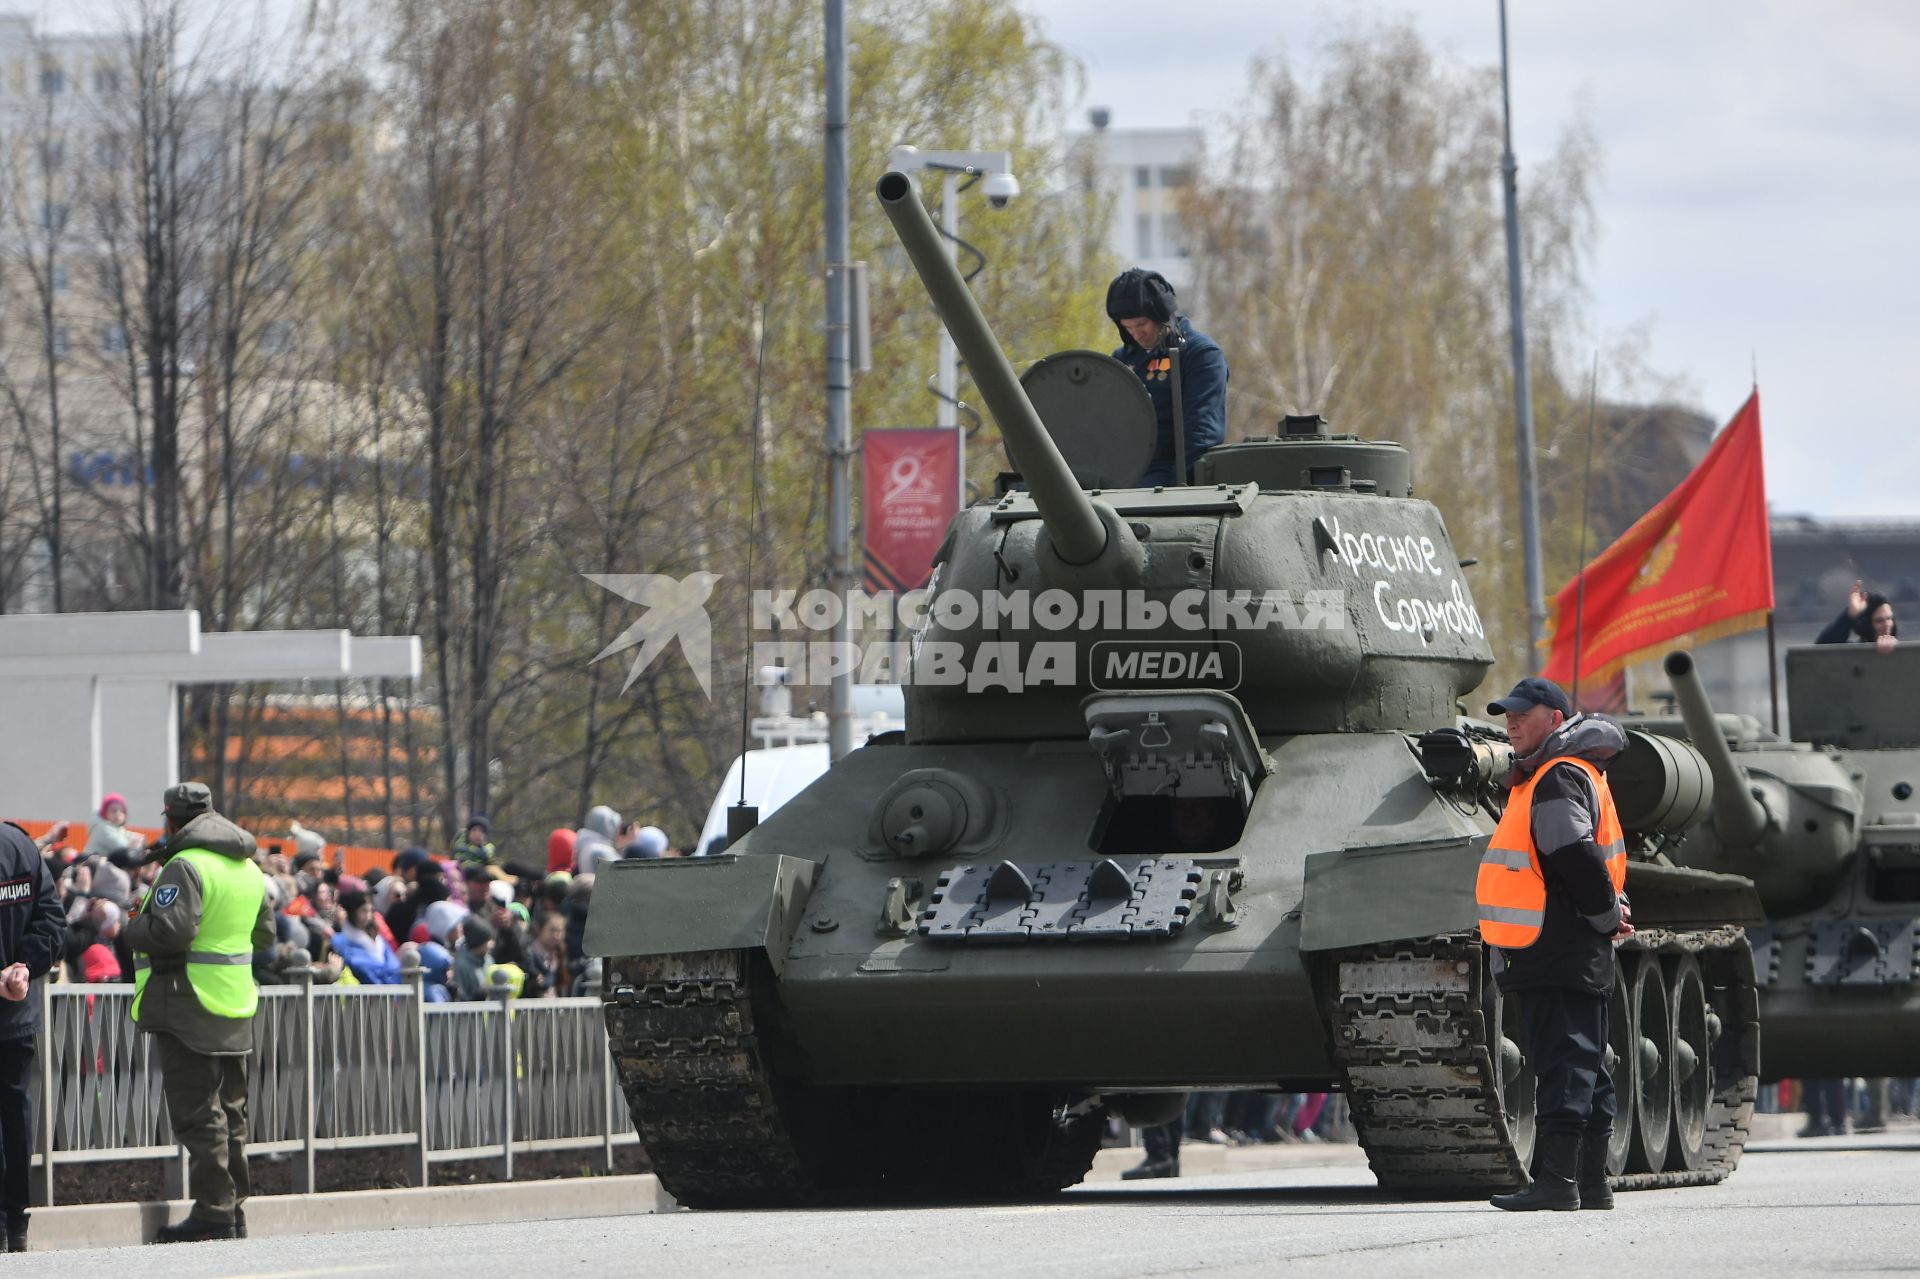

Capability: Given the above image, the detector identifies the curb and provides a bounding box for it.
[26,1142,1380,1249]
[1085,1139,1367,1182]
[24,1174,672,1253]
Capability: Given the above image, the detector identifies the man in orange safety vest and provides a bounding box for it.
[1476,677,1634,1212]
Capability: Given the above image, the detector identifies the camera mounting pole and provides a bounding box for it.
[885,146,1019,507]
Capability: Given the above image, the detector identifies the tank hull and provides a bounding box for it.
[590,730,1760,1205]
[776,947,1326,1088]
[589,730,1478,1081]
[1757,985,1920,1079]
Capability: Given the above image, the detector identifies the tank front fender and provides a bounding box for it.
[583,853,819,975]
[1298,835,1484,952]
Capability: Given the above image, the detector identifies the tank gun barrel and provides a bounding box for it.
[876,170,1108,566]
[1663,650,1769,846]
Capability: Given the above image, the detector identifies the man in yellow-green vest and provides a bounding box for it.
[123,783,274,1245]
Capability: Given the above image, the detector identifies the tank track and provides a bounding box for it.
[1327,928,1756,1196]
[602,949,815,1208]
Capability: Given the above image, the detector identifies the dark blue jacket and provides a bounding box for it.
[333,927,403,986]
[1816,596,1896,644]
[0,822,66,1041]
[1112,316,1227,484]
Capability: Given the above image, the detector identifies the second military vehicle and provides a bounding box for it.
[584,170,1765,1207]
[1649,648,1920,1083]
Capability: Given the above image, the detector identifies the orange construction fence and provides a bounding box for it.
[15,819,399,878]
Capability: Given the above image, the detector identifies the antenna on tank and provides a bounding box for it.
[730,302,772,845]
[1571,353,1599,706]
[1499,0,1548,661]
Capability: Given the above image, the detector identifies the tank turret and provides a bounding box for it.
[874,169,1493,743]
[1663,651,1770,847]
[1657,649,1859,913]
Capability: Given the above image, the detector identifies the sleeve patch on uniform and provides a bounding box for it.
[154,885,179,908]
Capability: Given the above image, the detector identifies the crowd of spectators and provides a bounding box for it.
[1180,1089,1350,1146]
[1757,1077,1920,1135]
[37,794,701,1002]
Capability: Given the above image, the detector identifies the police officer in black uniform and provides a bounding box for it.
[0,820,65,1252]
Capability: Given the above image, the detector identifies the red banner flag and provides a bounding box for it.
[862,428,961,594]
[1540,391,1772,685]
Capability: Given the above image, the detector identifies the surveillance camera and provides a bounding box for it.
[982,171,1020,209]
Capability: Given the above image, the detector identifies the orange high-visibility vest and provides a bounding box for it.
[1476,755,1626,950]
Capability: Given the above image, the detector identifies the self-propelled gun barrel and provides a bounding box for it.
[1664,650,1770,847]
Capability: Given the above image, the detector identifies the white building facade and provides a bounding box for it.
[1067,115,1205,302]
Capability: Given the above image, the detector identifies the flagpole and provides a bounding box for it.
[1753,365,1776,736]
[1766,611,1781,734]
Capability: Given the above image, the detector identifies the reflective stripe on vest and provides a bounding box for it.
[133,848,265,1022]
[1476,754,1627,950]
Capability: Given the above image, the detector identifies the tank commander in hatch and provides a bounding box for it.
[1105,268,1227,486]
[1474,677,1633,1212]
[1816,579,1897,653]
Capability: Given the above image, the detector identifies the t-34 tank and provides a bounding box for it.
[583,169,1765,1207]
[1654,649,1920,1081]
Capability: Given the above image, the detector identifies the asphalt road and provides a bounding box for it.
[21,1135,1919,1278]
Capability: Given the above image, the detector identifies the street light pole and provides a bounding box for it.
[1499,0,1548,664]
[824,0,854,759]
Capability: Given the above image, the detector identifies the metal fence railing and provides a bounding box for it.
[30,968,635,1206]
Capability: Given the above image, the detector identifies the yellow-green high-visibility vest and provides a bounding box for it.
[132,848,265,1021]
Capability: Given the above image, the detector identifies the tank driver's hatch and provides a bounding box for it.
[1082,690,1271,857]
[1018,350,1156,490]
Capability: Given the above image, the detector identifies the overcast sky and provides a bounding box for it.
[41,1,1920,519]
[1022,0,1920,521]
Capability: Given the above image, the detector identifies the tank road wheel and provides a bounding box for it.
[1627,954,1673,1173]
[1487,978,1537,1171]
[1667,955,1712,1170]
[1604,961,1635,1175]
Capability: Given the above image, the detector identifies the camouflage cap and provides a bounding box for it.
[162,781,213,821]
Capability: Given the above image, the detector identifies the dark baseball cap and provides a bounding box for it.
[1487,677,1572,718]
[162,781,213,821]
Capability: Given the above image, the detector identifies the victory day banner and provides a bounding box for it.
[1539,391,1772,685]
[862,428,961,595]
